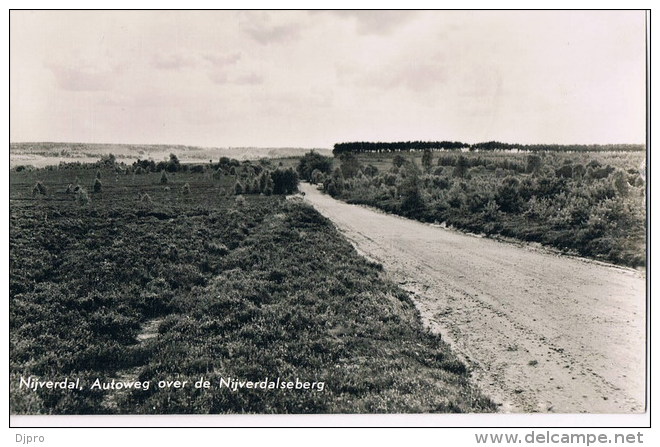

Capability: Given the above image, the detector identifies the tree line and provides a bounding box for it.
[333,141,645,155]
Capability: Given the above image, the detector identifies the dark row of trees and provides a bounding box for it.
[470,142,645,153]
[333,141,645,155]
[333,141,469,155]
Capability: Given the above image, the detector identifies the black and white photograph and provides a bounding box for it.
[8,9,649,429]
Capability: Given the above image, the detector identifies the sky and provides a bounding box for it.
[10,10,647,148]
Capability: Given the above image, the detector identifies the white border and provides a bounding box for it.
[3,3,655,443]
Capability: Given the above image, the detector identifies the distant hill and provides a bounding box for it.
[9,142,332,168]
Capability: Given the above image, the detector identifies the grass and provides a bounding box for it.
[10,162,495,414]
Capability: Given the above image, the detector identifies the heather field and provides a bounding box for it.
[9,158,494,414]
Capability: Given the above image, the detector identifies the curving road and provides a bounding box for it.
[299,183,647,413]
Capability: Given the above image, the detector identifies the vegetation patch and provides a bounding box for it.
[10,158,494,414]
[311,150,646,268]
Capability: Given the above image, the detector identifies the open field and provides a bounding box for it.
[10,142,331,169]
[301,183,646,413]
[9,161,494,414]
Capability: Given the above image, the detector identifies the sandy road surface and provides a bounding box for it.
[299,183,646,413]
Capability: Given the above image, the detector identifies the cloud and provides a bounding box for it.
[208,70,229,85]
[240,13,301,44]
[208,71,264,86]
[151,52,197,70]
[204,52,242,67]
[329,11,417,35]
[349,62,448,94]
[233,72,264,85]
[204,52,244,84]
[47,62,116,92]
[390,63,448,92]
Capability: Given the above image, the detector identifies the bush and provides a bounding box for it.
[339,153,362,179]
[271,168,299,195]
[160,171,169,184]
[496,177,522,212]
[321,151,645,267]
[166,153,181,172]
[139,192,152,204]
[93,178,102,193]
[310,169,324,185]
[297,151,333,181]
[453,156,468,178]
[526,155,542,173]
[32,182,47,196]
[393,154,406,168]
[555,164,573,178]
[421,150,434,171]
[399,164,424,214]
[76,188,90,206]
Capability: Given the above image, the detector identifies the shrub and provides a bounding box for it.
[555,164,573,178]
[496,177,522,213]
[75,188,90,206]
[166,153,181,172]
[399,164,424,214]
[310,169,324,184]
[263,176,274,196]
[160,171,169,184]
[234,181,243,195]
[612,170,629,196]
[483,199,500,219]
[297,151,334,181]
[453,156,468,178]
[573,164,586,178]
[393,154,406,168]
[323,168,345,197]
[421,150,434,171]
[590,164,615,180]
[93,178,102,193]
[526,155,542,173]
[339,153,361,179]
[32,182,47,196]
[271,168,299,195]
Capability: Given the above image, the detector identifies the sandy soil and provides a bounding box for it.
[300,183,647,413]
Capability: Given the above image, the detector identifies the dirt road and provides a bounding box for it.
[299,183,647,413]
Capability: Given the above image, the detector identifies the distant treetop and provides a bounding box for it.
[332,141,644,155]
[333,141,469,155]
